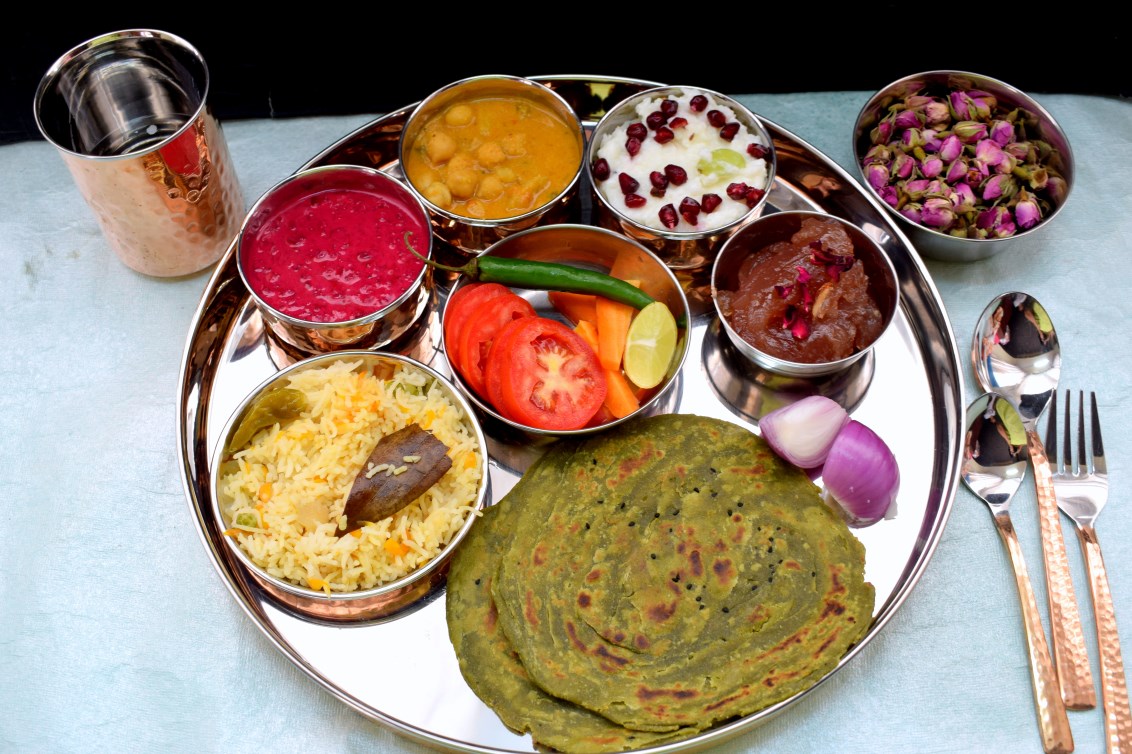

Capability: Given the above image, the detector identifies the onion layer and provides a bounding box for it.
[759,395,849,468]
[822,420,900,527]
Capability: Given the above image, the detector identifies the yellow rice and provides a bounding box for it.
[217,359,482,593]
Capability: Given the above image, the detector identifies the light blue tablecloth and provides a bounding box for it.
[3,90,1130,754]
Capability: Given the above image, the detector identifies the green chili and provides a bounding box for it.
[404,232,660,313]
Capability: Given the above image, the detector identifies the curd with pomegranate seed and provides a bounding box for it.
[592,89,771,233]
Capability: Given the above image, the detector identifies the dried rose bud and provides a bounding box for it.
[975,139,1006,168]
[865,163,889,191]
[924,101,951,127]
[945,158,969,184]
[921,197,957,230]
[894,109,922,129]
[901,128,925,150]
[989,120,1015,146]
[1014,190,1041,229]
[871,120,893,145]
[950,182,978,210]
[938,134,964,162]
[949,91,974,121]
[981,173,1018,202]
[879,186,900,208]
[900,202,923,224]
[864,144,893,164]
[921,156,944,178]
[903,178,931,200]
[1046,175,1069,203]
[893,153,916,180]
[954,121,989,144]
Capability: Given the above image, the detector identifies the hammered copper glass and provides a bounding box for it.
[34,29,245,277]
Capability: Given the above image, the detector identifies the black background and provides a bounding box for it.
[8,16,1127,147]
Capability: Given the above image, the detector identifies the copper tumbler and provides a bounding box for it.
[33,29,245,278]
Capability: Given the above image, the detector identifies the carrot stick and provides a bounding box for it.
[548,291,597,325]
[603,368,640,418]
[574,319,600,352]
[595,280,639,372]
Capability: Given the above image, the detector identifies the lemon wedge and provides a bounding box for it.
[622,301,678,390]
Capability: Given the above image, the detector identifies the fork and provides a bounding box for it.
[1048,390,1132,752]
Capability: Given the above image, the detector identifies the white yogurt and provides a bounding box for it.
[593,89,770,233]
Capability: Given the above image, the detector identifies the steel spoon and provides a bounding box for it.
[973,291,1096,710]
[963,392,1074,754]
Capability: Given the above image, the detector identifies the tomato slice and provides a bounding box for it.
[456,292,536,398]
[484,316,527,418]
[442,282,509,374]
[496,317,607,431]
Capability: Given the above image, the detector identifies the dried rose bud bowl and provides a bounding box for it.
[586,84,777,270]
[852,70,1074,263]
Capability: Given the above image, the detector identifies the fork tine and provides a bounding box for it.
[1064,389,1073,474]
[1077,390,1087,476]
[1046,389,1060,471]
[1090,391,1106,475]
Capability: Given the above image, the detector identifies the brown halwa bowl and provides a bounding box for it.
[398,74,586,255]
[586,84,776,270]
[236,165,434,355]
[852,70,1074,263]
[210,350,489,622]
[711,210,899,378]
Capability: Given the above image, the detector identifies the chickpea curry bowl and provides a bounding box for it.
[398,75,586,254]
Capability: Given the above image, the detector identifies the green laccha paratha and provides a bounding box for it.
[447,414,874,749]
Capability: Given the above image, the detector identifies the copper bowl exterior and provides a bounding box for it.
[397,75,586,256]
[851,70,1074,263]
[210,350,490,622]
[236,165,433,354]
[586,84,777,271]
[712,210,899,378]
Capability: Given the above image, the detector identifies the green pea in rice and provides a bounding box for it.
[218,359,483,593]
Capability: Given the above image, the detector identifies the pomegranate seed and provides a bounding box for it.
[664,164,688,185]
[707,110,726,127]
[719,122,740,141]
[650,186,666,198]
[745,187,766,208]
[679,196,701,215]
[619,173,640,194]
[747,143,768,159]
[654,127,675,144]
[726,182,749,200]
[649,171,668,190]
[627,122,647,140]
[646,111,668,130]
[669,117,688,129]
[701,193,722,213]
[626,137,642,156]
[660,99,678,117]
[689,95,708,112]
[592,158,610,181]
[658,204,679,229]
[624,193,647,209]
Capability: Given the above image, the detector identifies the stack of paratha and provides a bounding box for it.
[446,414,874,753]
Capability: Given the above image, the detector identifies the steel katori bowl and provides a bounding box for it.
[851,70,1074,263]
[712,210,899,379]
[442,223,690,441]
[236,164,434,355]
[397,74,586,256]
[210,350,489,622]
[586,84,776,271]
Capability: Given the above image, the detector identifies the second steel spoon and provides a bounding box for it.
[963,392,1074,754]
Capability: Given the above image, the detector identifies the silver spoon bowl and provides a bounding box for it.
[962,392,1073,754]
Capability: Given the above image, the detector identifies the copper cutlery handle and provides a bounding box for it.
[1078,525,1132,752]
[994,512,1075,753]
[1029,430,1097,710]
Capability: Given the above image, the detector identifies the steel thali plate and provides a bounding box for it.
[176,75,964,752]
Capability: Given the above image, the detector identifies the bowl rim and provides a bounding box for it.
[235,164,434,329]
[441,222,692,436]
[209,350,490,602]
[396,73,587,230]
[710,209,900,377]
[850,68,1075,250]
[584,83,777,240]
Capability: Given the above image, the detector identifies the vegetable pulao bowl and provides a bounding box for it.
[210,351,489,621]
